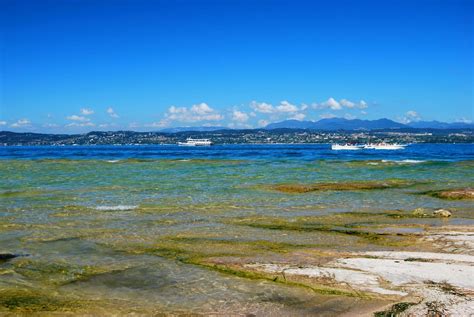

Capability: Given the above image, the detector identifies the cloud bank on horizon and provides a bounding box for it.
[1,97,472,132]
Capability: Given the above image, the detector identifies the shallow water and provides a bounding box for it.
[0,144,473,314]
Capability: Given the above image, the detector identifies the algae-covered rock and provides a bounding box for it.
[421,188,474,200]
[433,209,452,218]
[271,180,415,194]
[412,208,429,217]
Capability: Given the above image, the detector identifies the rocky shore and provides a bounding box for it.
[238,226,474,316]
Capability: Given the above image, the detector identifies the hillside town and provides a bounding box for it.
[1,129,473,146]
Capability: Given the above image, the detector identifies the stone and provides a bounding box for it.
[433,209,452,218]
[413,208,429,217]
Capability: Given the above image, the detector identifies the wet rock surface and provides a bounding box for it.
[422,188,474,200]
[270,180,417,193]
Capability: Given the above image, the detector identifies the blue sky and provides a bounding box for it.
[1,0,472,132]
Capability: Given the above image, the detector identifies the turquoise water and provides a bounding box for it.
[0,144,473,314]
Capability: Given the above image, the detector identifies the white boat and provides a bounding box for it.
[363,143,405,150]
[331,144,362,150]
[178,138,213,146]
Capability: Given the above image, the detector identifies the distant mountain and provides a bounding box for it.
[264,120,316,130]
[265,118,407,130]
[407,121,474,129]
[159,126,230,133]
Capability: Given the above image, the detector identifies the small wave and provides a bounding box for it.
[94,205,138,211]
[106,160,120,163]
[381,159,426,164]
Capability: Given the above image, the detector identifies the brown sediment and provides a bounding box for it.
[420,188,474,200]
[268,179,417,193]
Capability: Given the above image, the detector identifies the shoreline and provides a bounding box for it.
[239,226,474,316]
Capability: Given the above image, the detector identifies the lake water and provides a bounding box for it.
[1,144,473,314]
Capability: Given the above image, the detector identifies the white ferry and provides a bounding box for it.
[331,144,362,150]
[363,143,405,150]
[178,138,213,146]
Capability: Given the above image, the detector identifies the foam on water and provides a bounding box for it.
[381,159,426,164]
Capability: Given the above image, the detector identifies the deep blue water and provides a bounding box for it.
[0,143,473,161]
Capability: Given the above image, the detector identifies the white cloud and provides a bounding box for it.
[313,98,368,110]
[399,110,421,124]
[276,100,298,113]
[165,103,223,122]
[290,113,306,121]
[107,107,119,118]
[0,121,7,126]
[10,119,31,128]
[340,99,355,108]
[322,97,341,110]
[258,119,269,127]
[232,110,249,122]
[344,113,357,120]
[67,115,90,122]
[168,106,187,114]
[359,100,368,109]
[250,100,301,114]
[66,122,95,127]
[250,101,274,113]
[80,108,94,115]
[190,103,214,115]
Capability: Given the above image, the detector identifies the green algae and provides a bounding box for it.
[0,189,48,198]
[114,236,311,262]
[0,289,80,312]
[13,258,131,286]
[269,179,419,194]
[109,239,365,299]
[209,263,362,298]
[227,214,420,247]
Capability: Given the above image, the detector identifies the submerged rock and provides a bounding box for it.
[271,180,414,193]
[412,208,429,217]
[423,188,474,200]
[0,253,17,262]
[433,209,452,218]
